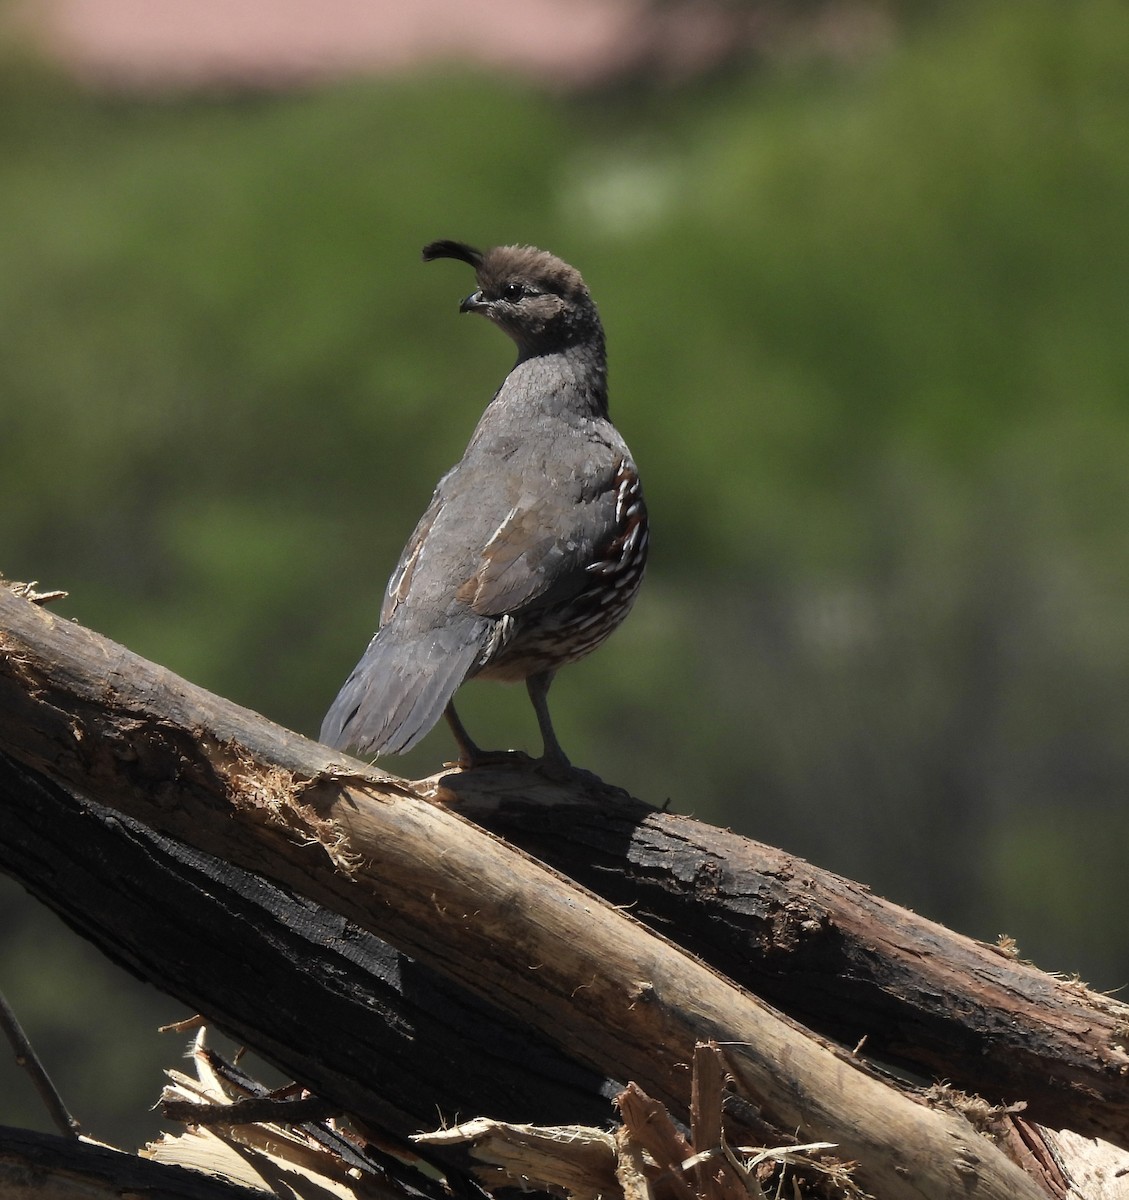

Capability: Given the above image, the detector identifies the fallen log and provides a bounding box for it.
[0,584,1117,1198]
[447,777,1129,1142]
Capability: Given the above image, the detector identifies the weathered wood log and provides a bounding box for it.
[0,753,620,1137]
[0,588,1056,1199]
[447,780,1129,1143]
[3,584,1122,1147]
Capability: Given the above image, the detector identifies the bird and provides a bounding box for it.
[319,239,647,772]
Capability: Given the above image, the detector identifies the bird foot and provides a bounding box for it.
[442,748,586,784]
[533,753,575,783]
[443,748,537,771]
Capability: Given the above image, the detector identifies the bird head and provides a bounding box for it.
[422,240,603,357]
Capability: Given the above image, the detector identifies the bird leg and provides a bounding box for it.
[443,700,530,770]
[443,677,572,774]
[443,701,488,768]
[526,670,571,774]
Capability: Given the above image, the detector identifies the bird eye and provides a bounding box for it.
[501,283,525,302]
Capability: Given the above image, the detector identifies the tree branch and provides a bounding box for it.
[0,989,81,1139]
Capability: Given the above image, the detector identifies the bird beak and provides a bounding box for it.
[459,290,488,314]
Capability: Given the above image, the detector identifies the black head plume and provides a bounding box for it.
[422,239,603,357]
[422,240,484,268]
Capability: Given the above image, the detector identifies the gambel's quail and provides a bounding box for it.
[320,240,647,770]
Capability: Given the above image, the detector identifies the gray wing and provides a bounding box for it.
[454,449,628,620]
[321,469,494,755]
[380,485,447,627]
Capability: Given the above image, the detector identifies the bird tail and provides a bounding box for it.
[320,615,491,757]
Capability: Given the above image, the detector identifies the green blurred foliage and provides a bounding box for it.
[4,0,1129,1147]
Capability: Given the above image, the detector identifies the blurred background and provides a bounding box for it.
[2,0,1128,1151]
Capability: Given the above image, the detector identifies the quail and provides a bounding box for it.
[320,239,647,770]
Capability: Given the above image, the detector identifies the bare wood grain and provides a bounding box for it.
[0,1125,268,1200]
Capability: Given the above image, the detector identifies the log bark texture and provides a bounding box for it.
[448,781,1129,1142]
[0,586,1120,1199]
[0,753,619,1138]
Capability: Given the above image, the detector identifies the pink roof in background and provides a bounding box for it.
[9,0,639,89]
[7,0,770,90]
